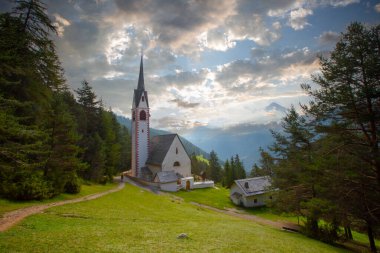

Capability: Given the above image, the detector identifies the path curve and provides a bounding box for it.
[0,182,125,232]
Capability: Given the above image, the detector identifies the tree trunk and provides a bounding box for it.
[367,222,377,253]
[344,226,353,240]
[347,226,353,240]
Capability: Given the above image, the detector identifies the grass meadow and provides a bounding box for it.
[0,183,348,253]
[173,185,379,248]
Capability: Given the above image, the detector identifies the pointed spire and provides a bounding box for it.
[137,54,144,90]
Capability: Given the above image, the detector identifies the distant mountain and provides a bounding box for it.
[182,122,282,169]
[116,115,210,159]
[265,102,287,113]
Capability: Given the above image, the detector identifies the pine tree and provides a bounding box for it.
[208,150,222,183]
[302,23,380,251]
[44,92,86,195]
[234,154,246,179]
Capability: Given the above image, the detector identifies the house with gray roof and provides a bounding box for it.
[230,176,275,207]
[154,171,181,192]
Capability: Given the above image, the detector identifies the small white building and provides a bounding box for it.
[230,176,274,207]
[154,171,180,192]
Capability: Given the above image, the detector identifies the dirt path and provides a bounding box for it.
[191,202,300,231]
[0,182,125,232]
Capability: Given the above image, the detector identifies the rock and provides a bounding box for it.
[177,233,188,239]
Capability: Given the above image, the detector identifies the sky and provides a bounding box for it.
[1,0,380,136]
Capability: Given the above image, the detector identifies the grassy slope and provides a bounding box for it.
[173,186,299,223]
[173,186,379,247]
[0,183,117,216]
[0,184,348,253]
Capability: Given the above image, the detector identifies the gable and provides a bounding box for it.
[162,135,190,166]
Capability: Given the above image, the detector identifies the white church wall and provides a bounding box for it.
[161,136,191,177]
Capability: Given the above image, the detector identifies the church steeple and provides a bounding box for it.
[133,54,149,108]
[137,55,144,90]
[131,53,150,178]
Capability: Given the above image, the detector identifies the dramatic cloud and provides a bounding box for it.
[113,0,236,53]
[216,47,320,95]
[0,0,370,136]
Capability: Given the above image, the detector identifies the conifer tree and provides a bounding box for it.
[208,150,222,182]
[301,22,380,251]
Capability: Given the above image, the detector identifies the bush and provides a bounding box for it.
[64,175,81,194]
[1,172,53,200]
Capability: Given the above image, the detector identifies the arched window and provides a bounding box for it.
[140,110,146,120]
[176,147,178,154]
[132,111,136,121]
[142,96,145,102]
[173,161,180,167]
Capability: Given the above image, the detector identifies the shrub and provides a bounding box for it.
[64,174,81,194]
[2,172,53,200]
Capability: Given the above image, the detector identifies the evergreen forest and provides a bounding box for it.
[0,0,131,200]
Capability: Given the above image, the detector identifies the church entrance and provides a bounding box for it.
[186,180,190,190]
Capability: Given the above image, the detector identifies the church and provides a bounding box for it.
[130,56,192,189]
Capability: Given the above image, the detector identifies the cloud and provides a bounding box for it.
[170,99,200,108]
[318,31,340,45]
[288,7,313,30]
[198,28,236,51]
[52,13,71,36]
[319,0,359,7]
[114,0,236,54]
[216,47,319,95]
[375,3,380,13]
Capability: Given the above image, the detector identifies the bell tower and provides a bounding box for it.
[131,55,150,178]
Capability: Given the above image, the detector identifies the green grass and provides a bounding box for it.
[0,183,117,216]
[173,186,235,209]
[173,185,379,249]
[0,183,348,253]
[173,186,300,223]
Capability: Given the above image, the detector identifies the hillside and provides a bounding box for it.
[117,115,210,159]
[0,183,348,252]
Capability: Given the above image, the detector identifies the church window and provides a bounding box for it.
[132,111,136,121]
[176,147,178,154]
[142,96,144,102]
[140,110,146,120]
[174,161,180,166]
